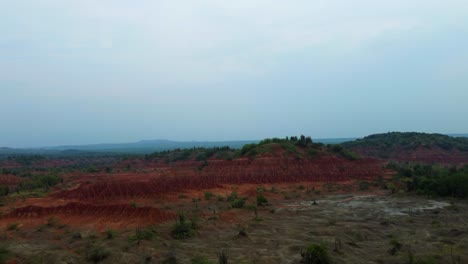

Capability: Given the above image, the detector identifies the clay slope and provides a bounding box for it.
[3,202,176,223]
[54,156,383,201]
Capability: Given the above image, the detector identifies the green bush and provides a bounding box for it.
[171,213,196,239]
[0,245,12,264]
[413,256,437,264]
[359,181,370,191]
[0,186,8,197]
[130,227,157,242]
[204,192,214,200]
[162,253,178,264]
[6,223,18,231]
[104,229,116,240]
[388,239,402,255]
[218,251,228,264]
[87,247,110,263]
[230,198,246,208]
[226,191,247,208]
[301,243,332,264]
[256,192,268,206]
[226,191,238,202]
[191,256,214,264]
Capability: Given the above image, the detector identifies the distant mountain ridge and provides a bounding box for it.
[0,134,466,155]
[43,139,258,153]
[0,140,259,155]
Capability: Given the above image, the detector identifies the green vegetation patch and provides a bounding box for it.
[391,163,468,198]
[301,243,332,264]
[343,132,468,154]
[171,213,198,239]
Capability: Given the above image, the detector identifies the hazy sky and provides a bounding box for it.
[1,1,468,147]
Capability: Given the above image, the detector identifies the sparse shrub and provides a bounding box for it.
[130,226,157,242]
[46,217,58,227]
[359,181,370,191]
[446,204,460,212]
[230,198,246,208]
[238,226,248,237]
[178,193,188,199]
[327,219,337,226]
[301,243,332,264]
[87,246,110,263]
[227,191,246,208]
[0,186,9,197]
[6,223,18,231]
[308,148,318,157]
[217,195,225,202]
[130,202,137,208]
[71,231,82,240]
[226,191,238,202]
[388,239,402,255]
[86,165,100,173]
[162,252,178,264]
[431,220,441,228]
[171,213,196,239]
[204,192,214,200]
[413,256,437,264]
[191,256,214,264]
[256,192,268,206]
[0,245,12,264]
[218,251,228,264]
[104,229,116,240]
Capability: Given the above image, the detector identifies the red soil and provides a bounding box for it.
[1,155,384,229]
[53,157,383,201]
[0,175,23,186]
[2,202,176,228]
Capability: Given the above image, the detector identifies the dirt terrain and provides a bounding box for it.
[1,138,467,263]
[53,157,381,201]
[2,184,467,264]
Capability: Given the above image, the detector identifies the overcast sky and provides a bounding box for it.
[1,1,468,147]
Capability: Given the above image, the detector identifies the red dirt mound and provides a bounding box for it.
[2,202,176,223]
[54,157,383,201]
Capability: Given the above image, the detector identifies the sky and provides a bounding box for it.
[1,0,468,147]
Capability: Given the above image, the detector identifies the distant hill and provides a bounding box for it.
[0,140,260,156]
[144,136,361,163]
[0,137,357,156]
[42,139,258,154]
[342,132,468,164]
[1,134,465,156]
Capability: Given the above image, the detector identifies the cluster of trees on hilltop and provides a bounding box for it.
[343,132,468,151]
